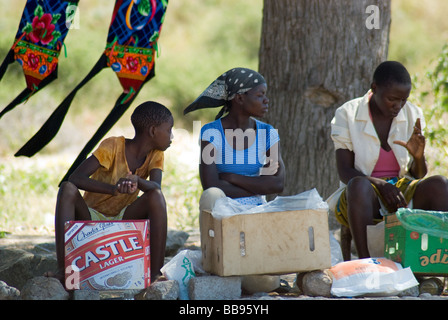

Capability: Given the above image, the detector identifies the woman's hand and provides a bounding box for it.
[393,118,425,160]
[393,118,427,178]
[372,178,407,212]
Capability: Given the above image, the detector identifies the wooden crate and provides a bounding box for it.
[200,209,331,276]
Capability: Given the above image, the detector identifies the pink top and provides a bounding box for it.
[371,147,400,178]
[368,92,400,178]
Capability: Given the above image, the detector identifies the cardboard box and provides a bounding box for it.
[384,214,448,276]
[200,209,331,276]
[64,220,150,290]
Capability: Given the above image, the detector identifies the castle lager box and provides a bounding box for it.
[64,220,150,290]
[200,209,331,276]
[384,214,448,276]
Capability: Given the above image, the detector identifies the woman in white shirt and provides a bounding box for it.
[329,61,448,259]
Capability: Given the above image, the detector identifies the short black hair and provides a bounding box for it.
[372,61,411,87]
[131,101,172,133]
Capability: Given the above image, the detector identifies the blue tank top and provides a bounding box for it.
[200,118,280,205]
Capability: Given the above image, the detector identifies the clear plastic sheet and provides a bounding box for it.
[396,208,448,239]
[211,188,328,219]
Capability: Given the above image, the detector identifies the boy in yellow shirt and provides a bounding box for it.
[53,101,173,283]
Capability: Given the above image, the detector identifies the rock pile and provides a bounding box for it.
[0,281,20,300]
[0,229,446,300]
[0,229,194,300]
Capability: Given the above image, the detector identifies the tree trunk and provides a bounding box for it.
[259,0,391,200]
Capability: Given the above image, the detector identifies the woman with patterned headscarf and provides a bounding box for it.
[184,67,285,212]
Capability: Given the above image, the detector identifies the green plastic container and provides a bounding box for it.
[384,210,448,276]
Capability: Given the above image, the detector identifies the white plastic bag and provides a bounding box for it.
[242,188,328,214]
[329,232,343,266]
[211,188,328,219]
[211,197,257,219]
[328,258,419,297]
[160,250,203,300]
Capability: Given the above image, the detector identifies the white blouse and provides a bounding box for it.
[326,91,425,211]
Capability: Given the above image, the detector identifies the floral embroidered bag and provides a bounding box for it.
[0,0,79,118]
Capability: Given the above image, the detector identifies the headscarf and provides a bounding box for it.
[183,67,266,119]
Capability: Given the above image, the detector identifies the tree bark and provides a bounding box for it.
[259,0,391,199]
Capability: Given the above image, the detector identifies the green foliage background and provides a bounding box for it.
[0,0,447,234]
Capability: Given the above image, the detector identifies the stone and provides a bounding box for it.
[165,229,190,256]
[135,280,179,300]
[241,275,280,294]
[419,278,444,296]
[72,290,101,300]
[21,276,69,300]
[188,276,241,300]
[0,281,20,300]
[31,242,56,256]
[0,248,35,290]
[300,270,333,297]
[398,285,420,297]
[0,248,58,290]
[98,290,140,300]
